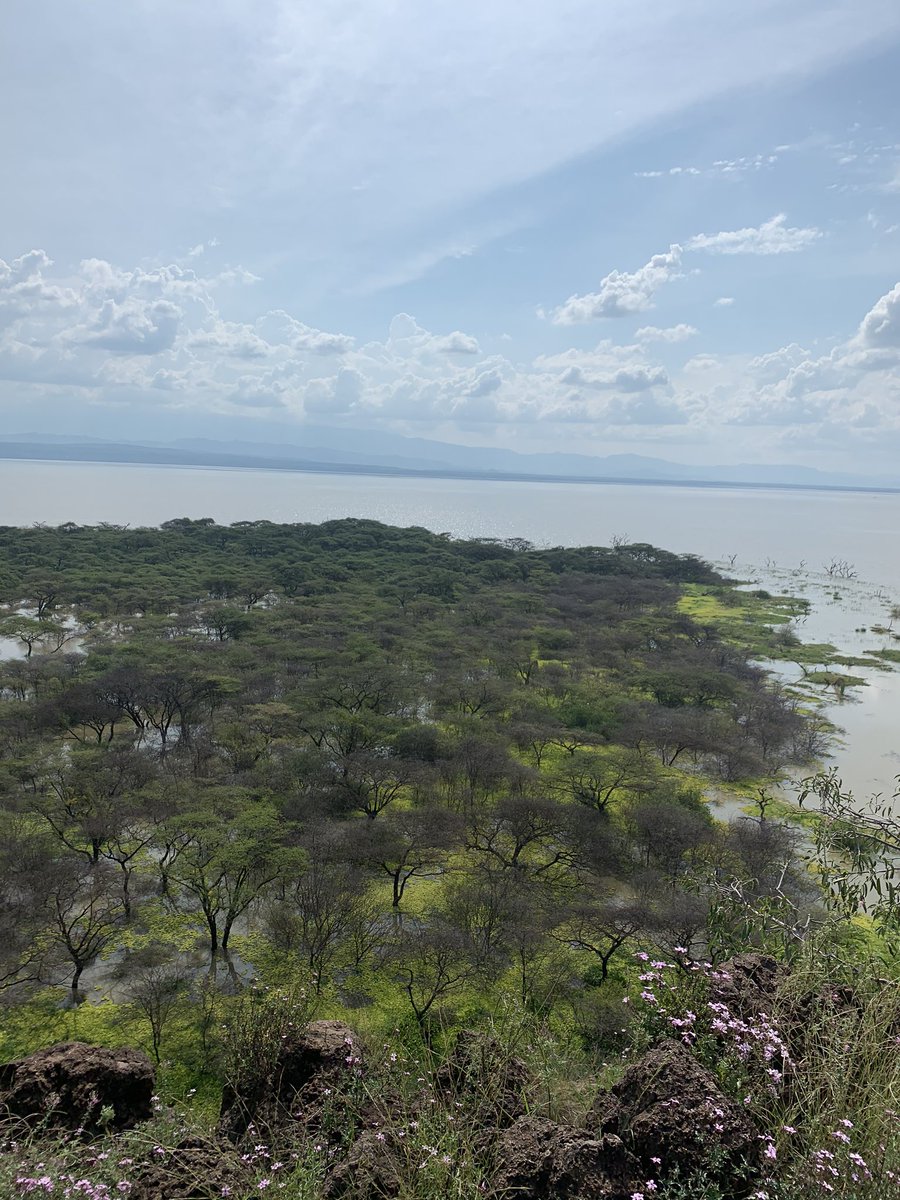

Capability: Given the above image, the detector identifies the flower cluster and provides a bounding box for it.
[628,950,900,1198]
[631,952,792,1094]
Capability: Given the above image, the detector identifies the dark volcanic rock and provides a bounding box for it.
[0,1041,154,1135]
[219,1018,362,1141]
[491,1116,641,1199]
[587,1090,623,1135]
[711,953,790,1023]
[590,1038,759,1191]
[321,1130,403,1199]
[130,1137,250,1200]
[435,1030,532,1128]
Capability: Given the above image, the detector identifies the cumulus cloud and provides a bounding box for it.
[559,365,669,392]
[228,377,286,409]
[75,298,182,355]
[0,250,77,325]
[544,213,818,330]
[687,213,821,255]
[6,243,900,454]
[304,367,366,414]
[748,343,810,383]
[721,282,900,432]
[187,320,274,359]
[545,391,687,426]
[435,331,481,354]
[855,282,900,349]
[635,323,698,343]
[714,296,735,307]
[549,245,683,324]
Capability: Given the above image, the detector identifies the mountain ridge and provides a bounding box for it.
[1,433,898,494]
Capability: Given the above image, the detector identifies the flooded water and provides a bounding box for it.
[2,458,899,806]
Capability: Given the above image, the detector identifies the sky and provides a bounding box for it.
[2,0,900,471]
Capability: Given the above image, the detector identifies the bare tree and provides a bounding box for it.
[117,947,191,1063]
[43,858,128,1001]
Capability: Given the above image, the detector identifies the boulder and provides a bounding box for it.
[435,1030,532,1128]
[219,1019,363,1141]
[588,1038,759,1191]
[321,1130,403,1199]
[129,1136,249,1200]
[492,1116,641,1199]
[711,953,790,1023]
[0,1041,154,1135]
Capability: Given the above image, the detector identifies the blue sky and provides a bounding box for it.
[2,0,900,470]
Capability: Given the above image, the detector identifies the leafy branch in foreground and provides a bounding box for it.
[800,770,900,943]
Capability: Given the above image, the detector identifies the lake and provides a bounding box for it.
[2,458,899,806]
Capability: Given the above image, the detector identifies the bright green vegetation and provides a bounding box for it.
[679,583,890,676]
[1,520,898,1197]
[864,647,900,664]
[677,582,810,656]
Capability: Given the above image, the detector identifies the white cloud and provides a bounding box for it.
[550,245,682,324]
[0,250,78,326]
[688,213,821,255]
[435,331,481,355]
[303,368,366,415]
[748,343,810,383]
[714,297,735,307]
[5,244,900,461]
[75,298,182,355]
[635,151,781,181]
[559,365,669,392]
[545,215,816,330]
[187,320,274,359]
[722,283,900,431]
[855,282,900,349]
[635,323,698,343]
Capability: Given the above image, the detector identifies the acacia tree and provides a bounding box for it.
[330,750,415,819]
[163,793,296,958]
[549,747,656,815]
[562,891,659,983]
[800,771,900,940]
[466,794,581,885]
[345,805,463,909]
[25,746,156,917]
[0,615,52,659]
[385,919,478,1028]
[264,828,375,990]
[117,946,191,1063]
[0,818,55,993]
[42,857,128,1000]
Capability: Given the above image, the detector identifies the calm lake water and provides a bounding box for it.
[2,459,899,805]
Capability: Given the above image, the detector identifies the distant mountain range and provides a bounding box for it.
[1,429,897,493]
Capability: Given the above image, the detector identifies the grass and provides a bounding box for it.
[864,647,900,664]
[4,941,897,1198]
[804,671,867,693]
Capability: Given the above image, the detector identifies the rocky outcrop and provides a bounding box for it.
[588,1038,759,1192]
[0,1024,769,1198]
[491,1117,641,1199]
[130,1136,250,1200]
[321,1129,403,1199]
[219,1018,363,1141]
[711,953,790,1022]
[0,1041,154,1135]
[434,1029,532,1128]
